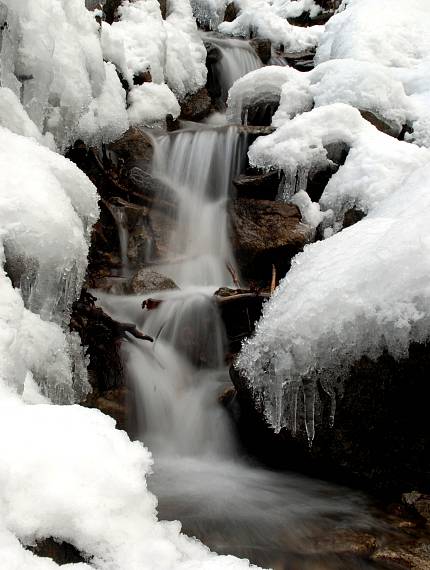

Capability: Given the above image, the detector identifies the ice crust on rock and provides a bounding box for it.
[219,0,324,53]
[237,102,430,440]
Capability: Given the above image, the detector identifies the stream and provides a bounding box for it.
[96,36,387,570]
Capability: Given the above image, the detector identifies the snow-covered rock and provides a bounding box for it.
[237,102,430,440]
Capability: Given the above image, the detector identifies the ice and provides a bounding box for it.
[219,0,324,54]
[190,0,228,29]
[237,103,430,438]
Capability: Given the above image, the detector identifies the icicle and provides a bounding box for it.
[302,377,316,446]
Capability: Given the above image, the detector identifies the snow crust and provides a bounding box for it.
[219,0,324,53]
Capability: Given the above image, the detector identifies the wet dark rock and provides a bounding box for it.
[305,530,377,558]
[127,268,178,294]
[243,101,280,127]
[284,49,316,72]
[229,198,311,284]
[83,386,129,432]
[103,0,122,23]
[158,0,168,19]
[343,207,366,228]
[70,290,152,393]
[223,2,238,22]
[360,110,402,138]
[28,538,87,565]
[133,69,153,85]
[214,288,269,353]
[372,543,430,569]
[250,38,271,64]
[230,341,430,495]
[108,127,154,170]
[403,492,430,524]
[233,170,280,200]
[180,87,212,121]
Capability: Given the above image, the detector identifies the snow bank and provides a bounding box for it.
[237,103,430,440]
[0,396,263,570]
[219,0,324,54]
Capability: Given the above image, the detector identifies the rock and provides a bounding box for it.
[28,539,86,565]
[250,38,271,64]
[133,69,152,85]
[229,198,311,283]
[242,101,280,126]
[214,288,269,353]
[233,170,280,200]
[230,341,430,494]
[108,127,153,170]
[128,206,175,263]
[403,492,430,524]
[343,207,366,228]
[305,530,377,558]
[84,387,129,432]
[127,269,178,294]
[103,0,122,23]
[158,0,168,19]
[360,110,402,138]
[372,544,430,569]
[223,2,237,22]
[180,87,212,122]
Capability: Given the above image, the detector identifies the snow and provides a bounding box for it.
[237,102,430,440]
[0,0,128,150]
[0,397,263,570]
[219,0,324,54]
[128,83,181,126]
[101,0,206,124]
[315,0,430,147]
[272,0,322,20]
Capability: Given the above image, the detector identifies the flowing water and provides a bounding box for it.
[205,33,261,106]
[95,43,386,570]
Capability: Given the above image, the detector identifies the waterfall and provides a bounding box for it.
[205,34,262,106]
[107,202,130,276]
[151,125,247,287]
[92,35,376,569]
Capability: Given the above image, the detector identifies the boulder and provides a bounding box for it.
[180,87,212,122]
[28,539,86,565]
[233,170,279,200]
[229,341,430,494]
[229,198,311,284]
[108,127,153,170]
[250,38,271,64]
[223,2,237,22]
[127,269,178,294]
[360,110,402,138]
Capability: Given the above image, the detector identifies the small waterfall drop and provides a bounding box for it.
[205,34,262,106]
[151,125,247,287]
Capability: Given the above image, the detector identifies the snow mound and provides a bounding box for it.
[237,104,430,440]
[315,0,430,147]
[219,0,324,53]
[101,0,206,124]
[0,0,128,150]
[0,397,263,569]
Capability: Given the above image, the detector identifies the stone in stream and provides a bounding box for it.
[233,170,280,200]
[250,38,272,64]
[180,87,212,121]
[229,198,311,284]
[127,268,178,294]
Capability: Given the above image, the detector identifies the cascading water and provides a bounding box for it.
[205,33,261,106]
[150,124,247,287]
[96,43,380,570]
